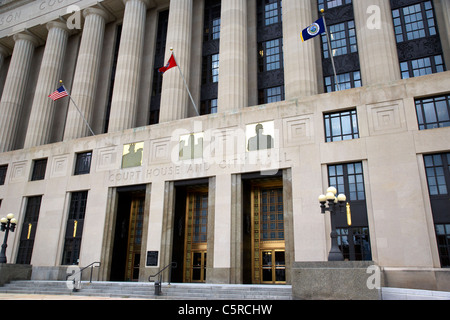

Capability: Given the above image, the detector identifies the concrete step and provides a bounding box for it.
[0,280,292,300]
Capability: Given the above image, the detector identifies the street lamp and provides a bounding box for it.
[0,213,18,264]
[319,187,347,261]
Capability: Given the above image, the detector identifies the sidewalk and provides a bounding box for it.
[0,293,149,300]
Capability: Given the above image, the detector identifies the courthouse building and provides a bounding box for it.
[0,0,449,290]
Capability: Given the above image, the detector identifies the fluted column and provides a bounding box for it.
[217,0,248,112]
[159,0,193,123]
[353,0,400,85]
[24,22,69,148]
[0,33,38,152]
[282,0,318,99]
[63,8,108,140]
[107,0,149,133]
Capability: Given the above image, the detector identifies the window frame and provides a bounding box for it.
[324,109,359,142]
[30,158,48,181]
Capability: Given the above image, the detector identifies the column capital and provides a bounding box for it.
[12,32,40,47]
[83,7,109,21]
[46,21,69,33]
[122,0,151,9]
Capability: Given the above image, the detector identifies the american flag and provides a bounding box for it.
[48,86,68,101]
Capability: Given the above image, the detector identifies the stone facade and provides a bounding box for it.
[0,0,449,291]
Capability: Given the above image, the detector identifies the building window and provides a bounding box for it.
[400,55,445,79]
[263,0,282,26]
[318,0,352,11]
[16,196,42,265]
[258,86,284,105]
[324,109,359,142]
[328,162,365,201]
[392,1,437,43]
[424,153,450,267]
[424,153,449,196]
[204,0,221,41]
[202,54,219,85]
[201,99,218,115]
[435,224,450,267]
[30,159,47,181]
[322,20,357,59]
[0,165,7,185]
[258,38,283,72]
[62,191,88,265]
[324,71,361,93]
[74,151,92,175]
[416,94,450,130]
[327,162,371,261]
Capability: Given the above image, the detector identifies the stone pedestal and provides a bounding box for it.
[292,261,381,300]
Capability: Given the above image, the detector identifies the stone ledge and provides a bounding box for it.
[292,261,380,300]
[0,263,32,286]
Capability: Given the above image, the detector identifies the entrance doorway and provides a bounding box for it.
[170,181,209,283]
[110,186,146,281]
[243,175,286,284]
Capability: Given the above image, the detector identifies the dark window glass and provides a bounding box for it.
[328,162,365,201]
[74,152,92,175]
[0,165,7,185]
[31,159,47,181]
[16,196,42,265]
[62,191,88,265]
[435,224,450,267]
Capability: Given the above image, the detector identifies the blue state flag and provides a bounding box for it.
[301,17,326,42]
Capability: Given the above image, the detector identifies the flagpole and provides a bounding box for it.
[169,48,200,117]
[60,80,95,136]
[321,9,341,92]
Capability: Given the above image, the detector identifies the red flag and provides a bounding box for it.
[159,54,177,74]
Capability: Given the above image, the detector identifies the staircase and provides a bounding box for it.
[0,281,292,300]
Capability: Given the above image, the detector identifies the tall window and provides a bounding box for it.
[62,191,88,265]
[149,10,169,125]
[324,109,359,142]
[16,196,42,264]
[328,162,371,261]
[257,0,285,104]
[0,165,7,185]
[201,0,221,115]
[423,153,450,267]
[391,0,446,79]
[318,2,360,92]
[415,94,450,130]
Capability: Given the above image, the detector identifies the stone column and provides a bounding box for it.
[63,8,108,141]
[24,22,69,148]
[0,33,39,152]
[217,0,248,112]
[159,0,193,123]
[282,0,319,99]
[353,0,400,86]
[107,0,149,133]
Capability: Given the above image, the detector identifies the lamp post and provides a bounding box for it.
[319,187,347,261]
[0,213,18,263]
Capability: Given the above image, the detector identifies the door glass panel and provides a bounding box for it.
[275,251,286,282]
[192,252,202,281]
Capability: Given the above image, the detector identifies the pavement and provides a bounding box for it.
[0,293,149,300]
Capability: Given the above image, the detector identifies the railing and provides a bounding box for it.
[66,261,101,291]
[148,262,177,295]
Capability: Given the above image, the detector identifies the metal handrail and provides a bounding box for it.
[66,261,101,283]
[148,261,177,285]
